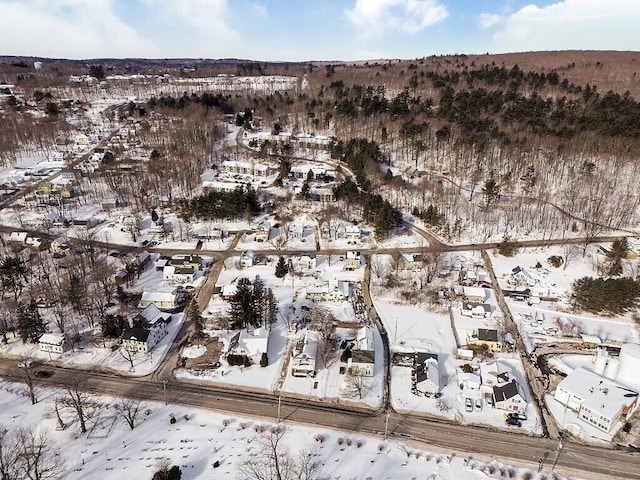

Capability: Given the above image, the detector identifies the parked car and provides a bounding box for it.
[507,412,527,421]
[505,417,522,427]
[475,398,483,412]
[465,397,473,412]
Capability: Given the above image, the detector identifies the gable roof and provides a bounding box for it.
[415,353,439,384]
[477,328,499,342]
[122,327,150,343]
[493,380,521,402]
[139,304,171,325]
[351,350,375,364]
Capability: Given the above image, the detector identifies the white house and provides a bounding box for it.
[163,264,196,284]
[121,326,165,354]
[8,231,28,244]
[349,326,375,377]
[458,371,482,392]
[480,360,512,387]
[291,331,319,377]
[50,236,70,256]
[297,255,317,271]
[462,286,486,302]
[554,368,638,433]
[415,353,440,396]
[38,334,67,354]
[139,289,179,310]
[254,222,271,242]
[344,251,362,271]
[135,304,172,328]
[239,251,255,268]
[349,350,375,377]
[461,301,492,318]
[226,328,270,362]
[492,380,527,414]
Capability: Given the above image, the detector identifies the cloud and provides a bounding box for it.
[490,0,640,52]
[478,13,502,30]
[345,0,447,37]
[146,0,236,37]
[0,0,158,58]
[250,2,268,18]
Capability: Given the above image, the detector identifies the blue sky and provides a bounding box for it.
[1,0,639,61]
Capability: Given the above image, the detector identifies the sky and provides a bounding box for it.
[1,0,639,61]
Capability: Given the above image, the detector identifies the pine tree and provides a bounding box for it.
[275,256,288,278]
[17,300,47,344]
[228,278,257,329]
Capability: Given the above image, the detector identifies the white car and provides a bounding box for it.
[465,397,473,412]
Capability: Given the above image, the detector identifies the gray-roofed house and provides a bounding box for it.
[492,379,527,414]
[415,353,440,396]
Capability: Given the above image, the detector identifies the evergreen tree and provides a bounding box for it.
[101,314,128,338]
[229,278,257,329]
[17,300,47,344]
[187,299,204,340]
[275,256,288,278]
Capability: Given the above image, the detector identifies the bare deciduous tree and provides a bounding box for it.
[343,370,370,399]
[14,426,65,480]
[238,426,320,480]
[16,358,37,405]
[57,382,102,434]
[113,396,146,430]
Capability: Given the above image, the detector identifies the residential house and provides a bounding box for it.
[50,236,70,256]
[461,301,492,318]
[139,288,179,310]
[462,286,486,303]
[226,328,270,363]
[121,326,164,354]
[291,331,319,377]
[8,231,28,244]
[492,380,527,414]
[254,222,271,242]
[458,371,482,392]
[479,360,512,387]
[344,251,363,271]
[349,350,375,377]
[297,255,317,271]
[337,224,361,242]
[309,187,334,203]
[415,353,440,396]
[239,251,255,268]
[170,254,202,270]
[288,223,306,239]
[163,264,196,284]
[348,326,375,377]
[38,333,67,354]
[467,329,502,352]
[398,253,423,272]
[134,304,172,328]
[554,368,638,433]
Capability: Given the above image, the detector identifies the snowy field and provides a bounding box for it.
[0,379,571,480]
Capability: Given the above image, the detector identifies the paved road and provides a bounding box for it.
[0,361,636,480]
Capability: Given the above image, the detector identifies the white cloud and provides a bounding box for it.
[0,0,158,58]
[490,0,640,52]
[146,0,236,37]
[250,2,268,18]
[478,13,503,30]
[345,0,447,37]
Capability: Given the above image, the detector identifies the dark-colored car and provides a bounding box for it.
[34,370,53,378]
[505,417,522,427]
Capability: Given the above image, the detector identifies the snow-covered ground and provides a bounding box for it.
[0,380,566,480]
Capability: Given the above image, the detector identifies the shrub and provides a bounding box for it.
[260,352,268,367]
[548,255,564,268]
[497,238,519,256]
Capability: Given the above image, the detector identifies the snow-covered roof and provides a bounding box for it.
[556,368,638,420]
[39,333,65,346]
[141,290,176,302]
[462,286,486,300]
[139,304,171,325]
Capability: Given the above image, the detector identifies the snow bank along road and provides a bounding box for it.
[0,360,637,480]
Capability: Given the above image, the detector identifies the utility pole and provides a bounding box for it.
[384,411,390,439]
[277,393,282,423]
[163,380,167,406]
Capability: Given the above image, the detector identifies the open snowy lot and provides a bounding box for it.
[0,379,561,480]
